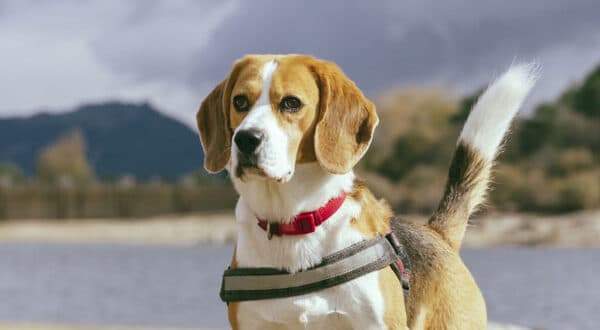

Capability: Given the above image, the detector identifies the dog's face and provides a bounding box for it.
[197,55,378,182]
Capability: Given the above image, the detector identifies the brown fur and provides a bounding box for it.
[391,220,487,329]
[379,266,408,329]
[349,180,407,329]
[349,179,393,239]
[198,54,495,329]
[310,61,379,174]
[196,79,231,173]
[429,143,490,251]
[348,143,491,328]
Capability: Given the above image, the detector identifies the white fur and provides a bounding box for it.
[233,162,354,226]
[231,60,295,182]
[235,164,357,271]
[459,63,540,160]
[232,163,387,329]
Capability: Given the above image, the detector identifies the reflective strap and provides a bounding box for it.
[220,236,399,302]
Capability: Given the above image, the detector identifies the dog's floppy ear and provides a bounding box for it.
[312,60,379,174]
[197,58,248,172]
[197,79,231,173]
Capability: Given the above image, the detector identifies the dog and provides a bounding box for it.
[197,54,538,329]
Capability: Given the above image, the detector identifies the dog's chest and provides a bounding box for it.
[233,200,388,330]
[236,272,386,330]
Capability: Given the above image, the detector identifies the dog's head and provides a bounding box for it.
[197,55,378,182]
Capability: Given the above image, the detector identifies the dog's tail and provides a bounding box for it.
[428,63,539,251]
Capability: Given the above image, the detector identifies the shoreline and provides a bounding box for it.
[0,210,598,247]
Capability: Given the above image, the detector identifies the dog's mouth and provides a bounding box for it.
[235,153,293,183]
[235,153,266,179]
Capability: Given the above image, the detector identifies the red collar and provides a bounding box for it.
[257,192,347,239]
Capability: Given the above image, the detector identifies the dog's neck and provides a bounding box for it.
[230,162,355,224]
[231,163,363,272]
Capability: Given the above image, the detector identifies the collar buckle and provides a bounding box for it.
[295,213,316,234]
[266,222,278,240]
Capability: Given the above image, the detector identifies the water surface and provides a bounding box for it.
[0,243,597,329]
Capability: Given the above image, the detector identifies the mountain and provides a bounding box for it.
[0,102,204,180]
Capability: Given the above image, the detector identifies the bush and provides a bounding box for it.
[36,130,94,184]
[492,165,558,212]
[558,170,600,211]
[396,165,446,213]
[0,162,24,182]
[571,65,600,118]
[553,148,595,176]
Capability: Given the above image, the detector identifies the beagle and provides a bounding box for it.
[197,54,538,329]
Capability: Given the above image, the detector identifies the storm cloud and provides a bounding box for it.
[2,0,600,126]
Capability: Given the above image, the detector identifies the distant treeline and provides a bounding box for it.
[0,181,237,220]
[0,131,237,219]
[1,64,599,218]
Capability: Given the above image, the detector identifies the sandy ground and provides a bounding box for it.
[0,214,236,246]
[0,210,598,247]
[464,210,600,247]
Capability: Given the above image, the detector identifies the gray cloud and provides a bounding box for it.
[185,0,600,94]
[92,0,238,83]
[2,0,600,125]
[93,0,600,90]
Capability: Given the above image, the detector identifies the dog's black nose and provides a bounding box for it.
[234,129,264,154]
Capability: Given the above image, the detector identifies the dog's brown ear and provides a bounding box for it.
[196,79,232,173]
[312,61,379,174]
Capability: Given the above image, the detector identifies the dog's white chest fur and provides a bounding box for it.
[236,275,386,330]
[232,169,388,330]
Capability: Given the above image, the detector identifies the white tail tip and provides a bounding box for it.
[459,62,541,160]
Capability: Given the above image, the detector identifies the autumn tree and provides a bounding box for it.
[36,130,94,184]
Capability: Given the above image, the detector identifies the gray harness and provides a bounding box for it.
[220,232,411,302]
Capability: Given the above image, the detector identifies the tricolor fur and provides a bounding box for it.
[197,54,538,329]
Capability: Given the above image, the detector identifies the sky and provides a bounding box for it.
[1,0,600,127]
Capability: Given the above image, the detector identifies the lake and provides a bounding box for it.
[0,243,598,329]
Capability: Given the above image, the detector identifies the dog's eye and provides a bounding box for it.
[280,96,302,112]
[233,95,250,112]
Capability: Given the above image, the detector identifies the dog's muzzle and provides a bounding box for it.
[234,128,265,177]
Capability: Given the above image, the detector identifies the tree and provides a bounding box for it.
[0,162,24,181]
[572,64,600,118]
[36,130,94,183]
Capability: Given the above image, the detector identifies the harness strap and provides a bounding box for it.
[385,231,412,291]
[220,235,410,302]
